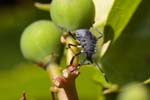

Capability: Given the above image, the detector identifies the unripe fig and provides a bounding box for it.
[50,0,95,31]
[20,20,63,65]
[117,83,149,100]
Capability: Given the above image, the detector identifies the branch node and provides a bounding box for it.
[20,91,26,100]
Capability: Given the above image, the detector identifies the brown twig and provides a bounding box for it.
[20,91,26,100]
[47,63,79,100]
[46,33,79,100]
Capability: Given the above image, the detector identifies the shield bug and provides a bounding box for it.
[67,28,108,82]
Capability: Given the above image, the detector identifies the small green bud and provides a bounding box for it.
[20,20,63,65]
[50,0,95,31]
[117,83,149,100]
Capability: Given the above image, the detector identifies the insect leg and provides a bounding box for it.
[68,43,78,48]
[66,43,82,50]
[68,31,76,40]
[76,56,93,69]
[78,61,91,68]
[95,63,109,83]
[70,52,81,65]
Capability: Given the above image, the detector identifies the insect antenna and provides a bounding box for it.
[93,27,103,40]
[68,31,76,40]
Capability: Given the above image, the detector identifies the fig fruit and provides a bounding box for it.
[117,83,149,100]
[20,20,63,65]
[50,0,95,31]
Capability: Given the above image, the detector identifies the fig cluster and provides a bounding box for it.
[20,0,95,66]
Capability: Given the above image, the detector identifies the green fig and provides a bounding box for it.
[20,20,63,65]
[50,0,95,31]
[117,83,149,100]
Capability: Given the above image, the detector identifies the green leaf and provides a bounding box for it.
[102,0,150,85]
[104,0,141,42]
[93,0,114,26]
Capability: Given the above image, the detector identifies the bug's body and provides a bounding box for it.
[75,29,97,62]
[68,28,108,82]
[68,28,102,65]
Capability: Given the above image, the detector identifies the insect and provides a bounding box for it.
[67,28,108,82]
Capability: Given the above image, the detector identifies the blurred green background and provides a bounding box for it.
[2,0,149,99]
[0,0,101,100]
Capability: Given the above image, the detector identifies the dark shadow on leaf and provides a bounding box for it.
[103,25,114,43]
